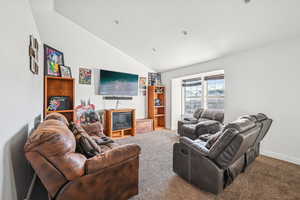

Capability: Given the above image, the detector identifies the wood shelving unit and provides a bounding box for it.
[44,76,75,122]
[148,86,166,130]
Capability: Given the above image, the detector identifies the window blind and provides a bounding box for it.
[182,77,202,87]
[204,74,224,81]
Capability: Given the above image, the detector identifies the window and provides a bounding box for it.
[182,78,202,114]
[181,74,225,115]
[205,75,225,110]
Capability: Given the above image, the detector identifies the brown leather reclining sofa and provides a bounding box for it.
[24,113,141,200]
[173,113,272,194]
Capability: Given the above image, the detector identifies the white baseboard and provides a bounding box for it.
[261,149,300,166]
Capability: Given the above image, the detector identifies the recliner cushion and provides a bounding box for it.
[208,128,239,160]
[225,118,256,133]
[253,113,268,122]
[214,125,261,169]
[196,120,221,136]
[200,109,224,123]
[193,108,204,119]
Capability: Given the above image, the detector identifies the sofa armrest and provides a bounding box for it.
[85,144,141,174]
[179,137,209,156]
[56,154,139,200]
[183,117,198,123]
[178,119,198,136]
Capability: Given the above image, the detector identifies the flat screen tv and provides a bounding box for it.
[100,69,139,96]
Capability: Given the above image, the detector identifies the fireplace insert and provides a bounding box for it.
[112,112,132,131]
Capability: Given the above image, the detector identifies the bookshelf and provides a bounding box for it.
[44,76,75,122]
[148,86,166,130]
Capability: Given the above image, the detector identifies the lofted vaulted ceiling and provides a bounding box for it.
[54,0,300,72]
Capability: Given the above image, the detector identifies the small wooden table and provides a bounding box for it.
[136,119,153,134]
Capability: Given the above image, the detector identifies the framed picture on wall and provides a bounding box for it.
[29,35,39,75]
[139,77,147,96]
[139,77,147,89]
[44,44,64,77]
[79,68,92,84]
[60,66,72,78]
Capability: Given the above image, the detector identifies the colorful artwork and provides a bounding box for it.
[47,98,61,111]
[44,44,64,76]
[47,96,71,111]
[79,68,92,84]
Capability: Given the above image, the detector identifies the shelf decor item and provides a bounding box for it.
[44,44,64,77]
[60,65,72,78]
[47,96,71,111]
[155,98,161,106]
[79,68,92,85]
[75,99,97,124]
[148,72,162,86]
[29,35,39,75]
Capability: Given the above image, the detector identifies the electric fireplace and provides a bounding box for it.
[105,109,136,138]
[112,112,132,130]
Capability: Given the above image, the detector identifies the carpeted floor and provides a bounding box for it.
[117,130,300,200]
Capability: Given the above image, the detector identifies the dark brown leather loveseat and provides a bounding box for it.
[173,113,272,194]
[178,109,224,139]
[24,114,141,200]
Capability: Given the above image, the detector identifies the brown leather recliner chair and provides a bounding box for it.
[24,114,141,200]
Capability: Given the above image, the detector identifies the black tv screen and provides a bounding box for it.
[100,69,139,96]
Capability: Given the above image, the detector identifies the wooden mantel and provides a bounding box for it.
[105,109,136,138]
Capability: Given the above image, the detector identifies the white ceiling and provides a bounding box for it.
[54,0,300,72]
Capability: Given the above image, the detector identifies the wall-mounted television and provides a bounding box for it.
[99,69,139,96]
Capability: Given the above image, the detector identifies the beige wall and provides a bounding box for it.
[0,0,43,199]
[162,36,300,165]
[30,0,154,119]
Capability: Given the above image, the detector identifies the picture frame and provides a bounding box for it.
[139,77,147,96]
[139,77,147,89]
[60,66,72,78]
[44,44,64,77]
[29,35,39,75]
[79,68,92,85]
